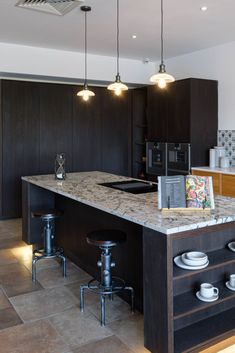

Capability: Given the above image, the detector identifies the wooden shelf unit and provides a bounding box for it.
[143,222,235,353]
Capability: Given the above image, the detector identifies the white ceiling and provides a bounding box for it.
[1,0,235,61]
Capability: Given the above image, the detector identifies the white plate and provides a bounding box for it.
[225,281,235,291]
[228,242,235,252]
[196,291,219,302]
[181,253,208,267]
[174,255,209,270]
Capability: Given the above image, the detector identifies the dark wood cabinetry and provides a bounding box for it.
[0,79,134,218]
[147,78,218,166]
[131,88,147,178]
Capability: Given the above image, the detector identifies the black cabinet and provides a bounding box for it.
[1,80,40,217]
[0,79,134,218]
[147,78,218,166]
[39,82,74,174]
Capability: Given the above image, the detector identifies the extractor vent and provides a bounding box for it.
[15,0,84,16]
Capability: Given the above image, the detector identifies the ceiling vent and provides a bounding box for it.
[15,0,84,16]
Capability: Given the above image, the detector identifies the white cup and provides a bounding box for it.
[229,274,235,288]
[200,283,219,298]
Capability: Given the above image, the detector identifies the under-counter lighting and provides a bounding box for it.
[200,6,208,11]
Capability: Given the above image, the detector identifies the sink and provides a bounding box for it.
[99,180,158,194]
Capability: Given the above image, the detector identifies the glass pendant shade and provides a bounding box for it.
[150,0,175,89]
[77,85,95,101]
[107,74,128,96]
[77,6,95,101]
[150,63,175,88]
[108,0,128,96]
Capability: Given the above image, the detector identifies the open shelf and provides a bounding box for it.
[173,248,235,280]
[174,281,235,320]
[174,308,235,353]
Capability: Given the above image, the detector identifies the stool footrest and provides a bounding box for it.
[87,277,126,295]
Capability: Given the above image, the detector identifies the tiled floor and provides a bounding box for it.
[0,219,233,353]
[0,219,148,353]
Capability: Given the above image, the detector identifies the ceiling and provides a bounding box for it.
[0,0,235,61]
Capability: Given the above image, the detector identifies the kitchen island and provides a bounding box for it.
[22,172,235,353]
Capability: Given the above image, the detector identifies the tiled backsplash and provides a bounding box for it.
[218,130,235,166]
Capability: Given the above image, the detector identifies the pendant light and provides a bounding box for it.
[77,6,95,101]
[150,0,175,89]
[107,0,128,96]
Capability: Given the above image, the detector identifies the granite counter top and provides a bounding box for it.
[192,166,235,175]
[22,171,235,235]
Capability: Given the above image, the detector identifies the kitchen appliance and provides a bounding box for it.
[146,142,191,176]
[146,142,167,176]
[167,143,191,175]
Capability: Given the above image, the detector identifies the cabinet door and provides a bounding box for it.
[101,90,131,176]
[146,85,167,141]
[167,80,190,142]
[222,174,235,197]
[39,83,73,174]
[2,80,40,217]
[72,86,102,171]
[192,170,221,194]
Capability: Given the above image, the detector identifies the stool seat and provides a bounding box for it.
[87,230,126,247]
[31,209,63,219]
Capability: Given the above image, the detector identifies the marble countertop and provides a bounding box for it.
[192,166,235,175]
[22,171,235,235]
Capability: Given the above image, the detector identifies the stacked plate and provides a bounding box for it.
[228,241,235,252]
[174,251,209,270]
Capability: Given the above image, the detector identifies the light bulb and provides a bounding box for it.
[83,94,89,101]
[158,79,167,89]
[115,87,122,96]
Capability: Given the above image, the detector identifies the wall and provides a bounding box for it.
[165,41,235,130]
[0,42,155,86]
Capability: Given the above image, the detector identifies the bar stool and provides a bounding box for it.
[80,229,134,326]
[31,209,66,282]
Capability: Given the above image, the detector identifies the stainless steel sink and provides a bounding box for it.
[99,180,157,194]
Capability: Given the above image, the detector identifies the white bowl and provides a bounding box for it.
[181,252,208,266]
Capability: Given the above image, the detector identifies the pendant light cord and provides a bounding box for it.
[161,0,164,65]
[84,10,87,86]
[117,0,120,76]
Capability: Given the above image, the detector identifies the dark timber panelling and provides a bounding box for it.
[101,90,132,176]
[2,80,40,217]
[72,86,102,172]
[39,82,73,174]
[143,227,174,353]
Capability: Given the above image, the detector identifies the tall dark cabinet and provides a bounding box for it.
[0,79,133,218]
[147,78,218,166]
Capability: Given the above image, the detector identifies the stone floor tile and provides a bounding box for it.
[37,262,91,289]
[0,249,18,266]
[0,288,11,309]
[0,307,22,330]
[49,307,112,349]
[0,288,22,330]
[0,263,42,297]
[107,314,149,353]
[66,280,133,324]
[0,319,70,353]
[72,335,135,353]
[10,286,79,322]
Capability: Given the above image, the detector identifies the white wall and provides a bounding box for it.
[0,42,155,86]
[165,41,235,130]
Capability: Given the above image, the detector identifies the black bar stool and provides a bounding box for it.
[31,209,66,282]
[80,229,134,326]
